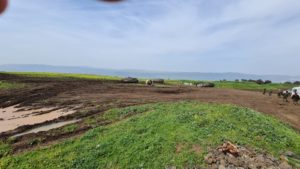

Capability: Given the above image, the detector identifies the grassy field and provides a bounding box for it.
[166,79,297,91]
[3,72,121,81]
[0,81,25,90]
[1,102,299,169]
[214,81,296,91]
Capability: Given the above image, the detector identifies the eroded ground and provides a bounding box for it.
[0,73,299,153]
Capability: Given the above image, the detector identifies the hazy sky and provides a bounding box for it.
[1,0,300,75]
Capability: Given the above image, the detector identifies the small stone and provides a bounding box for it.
[278,162,292,169]
[284,151,295,157]
[211,164,218,169]
[248,164,256,169]
[218,165,226,169]
[204,157,213,164]
[220,159,226,166]
[227,155,239,166]
[280,155,288,162]
[165,166,176,169]
[227,165,235,169]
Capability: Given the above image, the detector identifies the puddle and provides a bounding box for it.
[0,105,76,133]
[12,119,80,138]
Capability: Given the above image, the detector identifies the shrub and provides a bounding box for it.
[293,81,300,85]
[264,80,272,84]
[256,79,264,85]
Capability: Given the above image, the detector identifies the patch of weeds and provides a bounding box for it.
[83,117,98,126]
[28,138,42,146]
[0,142,11,158]
[63,124,78,133]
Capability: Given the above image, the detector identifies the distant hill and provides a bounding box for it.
[0,64,299,82]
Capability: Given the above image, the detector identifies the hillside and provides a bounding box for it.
[1,102,300,168]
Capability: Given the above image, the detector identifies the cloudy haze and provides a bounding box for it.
[1,0,300,75]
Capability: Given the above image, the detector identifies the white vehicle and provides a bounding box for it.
[291,87,300,96]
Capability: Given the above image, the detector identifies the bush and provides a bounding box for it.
[284,81,292,85]
[264,80,272,84]
[256,79,264,85]
[197,82,215,88]
[293,81,300,85]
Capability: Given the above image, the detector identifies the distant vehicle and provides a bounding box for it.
[291,87,300,96]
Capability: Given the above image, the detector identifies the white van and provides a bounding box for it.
[291,87,300,96]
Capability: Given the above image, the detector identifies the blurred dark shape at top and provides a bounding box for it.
[0,0,8,15]
[99,0,125,3]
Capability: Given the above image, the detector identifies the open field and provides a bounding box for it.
[0,72,300,168]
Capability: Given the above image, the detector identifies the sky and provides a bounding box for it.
[1,0,300,75]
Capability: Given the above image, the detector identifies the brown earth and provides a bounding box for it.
[204,142,293,169]
[0,73,299,153]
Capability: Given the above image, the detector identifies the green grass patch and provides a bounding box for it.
[1,102,300,168]
[166,79,297,91]
[0,81,25,90]
[63,124,79,133]
[0,142,11,158]
[3,72,121,81]
[214,81,296,91]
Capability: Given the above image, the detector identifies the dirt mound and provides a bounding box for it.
[205,142,292,169]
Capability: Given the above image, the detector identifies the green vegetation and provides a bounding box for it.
[1,102,300,169]
[214,81,296,91]
[0,81,25,90]
[63,124,79,133]
[4,72,121,81]
[0,142,11,158]
[166,79,297,91]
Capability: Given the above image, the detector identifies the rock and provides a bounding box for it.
[278,162,292,169]
[220,159,226,166]
[217,141,239,157]
[227,165,235,169]
[211,164,218,169]
[284,151,295,157]
[204,153,214,164]
[280,155,288,162]
[205,142,289,169]
[165,166,176,169]
[204,157,213,164]
[227,154,239,166]
[218,165,226,169]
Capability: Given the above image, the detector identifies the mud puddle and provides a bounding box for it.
[12,119,80,138]
[0,105,76,133]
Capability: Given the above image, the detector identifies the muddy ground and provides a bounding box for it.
[0,73,299,154]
